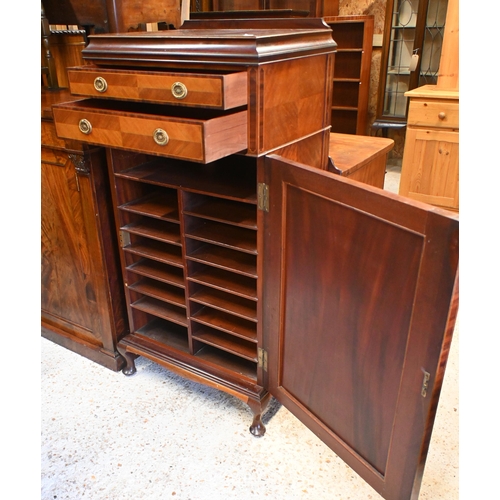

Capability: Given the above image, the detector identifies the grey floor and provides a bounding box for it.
[40,163,459,500]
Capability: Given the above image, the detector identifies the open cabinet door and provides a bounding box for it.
[261,155,458,500]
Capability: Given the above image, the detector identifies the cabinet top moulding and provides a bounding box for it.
[81,18,337,69]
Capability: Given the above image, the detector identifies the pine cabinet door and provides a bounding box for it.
[262,155,458,500]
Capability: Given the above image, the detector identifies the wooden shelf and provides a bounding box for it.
[189,266,257,300]
[134,318,190,353]
[129,278,186,307]
[127,259,185,287]
[191,287,257,322]
[184,198,257,230]
[191,306,257,343]
[124,240,184,267]
[119,191,179,222]
[115,157,257,204]
[131,296,188,327]
[186,244,257,278]
[192,325,258,362]
[121,219,182,245]
[186,220,257,254]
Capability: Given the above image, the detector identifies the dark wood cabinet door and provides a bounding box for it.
[41,148,127,369]
[262,155,458,500]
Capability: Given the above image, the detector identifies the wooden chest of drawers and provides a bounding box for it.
[50,19,458,500]
[399,85,459,211]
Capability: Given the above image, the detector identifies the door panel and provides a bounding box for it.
[262,155,458,500]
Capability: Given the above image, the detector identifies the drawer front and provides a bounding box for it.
[52,101,247,163]
[68,68,248,110]
[407,99,459,129]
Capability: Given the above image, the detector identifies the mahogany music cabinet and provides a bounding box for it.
[52,18,459,500]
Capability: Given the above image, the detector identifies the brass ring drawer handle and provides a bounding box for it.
[438,112,446,120]
[94,76,108,93]
[79,119,93,135]
[153,128,169,146]
[171,82,188,100]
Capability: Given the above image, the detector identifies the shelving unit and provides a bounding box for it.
[324,15,374,135]
[110,154,260,383]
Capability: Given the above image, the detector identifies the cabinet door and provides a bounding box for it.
[41,151,124,363]
[262,155,458,500]
[399,127,459,210]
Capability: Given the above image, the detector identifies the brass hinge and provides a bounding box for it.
[119,230,131,248]
[421,370,431,397]
[258,347,268,372]
[257,183,269,212]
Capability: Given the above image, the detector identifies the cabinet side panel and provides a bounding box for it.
[260,55,331,154]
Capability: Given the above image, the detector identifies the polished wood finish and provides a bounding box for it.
[399,86,459,210]
[51,20,459,499]
[42,89,128,370]
[53,100,248,163]
[324,15,374,135]
[262,154,458,500]
[53,20,336,436]
[328,133,393,188]
[67,67,248,108]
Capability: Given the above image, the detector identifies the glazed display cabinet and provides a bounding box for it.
[51,19,458,500]
[376,0,449,124]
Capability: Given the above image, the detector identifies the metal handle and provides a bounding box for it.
[438,112,446,120]
[78,119,92,135]
[171,82,188,100]
[153,128,169,146]
[94,76,108,93]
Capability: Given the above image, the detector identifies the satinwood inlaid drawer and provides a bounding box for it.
[407,99,459,129]
[52,99,247,163]
[67,67,248,110]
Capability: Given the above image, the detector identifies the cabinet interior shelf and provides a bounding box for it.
[115,159,257,204]
[127,259,185,288]
[187,244,257,278]
[121,220,182,246]
[127,319,258,382]
[119,192,179,222]
[128,278,186,308]
[188,266,257,300]
[131,296,188,327]
[185,221,257,254]
[123,240,184,268]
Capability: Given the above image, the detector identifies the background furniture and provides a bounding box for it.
[398,0,458,210]
[375,0,449,127]
[324,15,374,135]
[42,90,128,370]
[328,132,393,187]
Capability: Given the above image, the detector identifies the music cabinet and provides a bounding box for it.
[51,18,458,500]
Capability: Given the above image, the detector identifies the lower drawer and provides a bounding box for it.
[53,99,247,163]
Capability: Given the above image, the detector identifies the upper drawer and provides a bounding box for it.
[52,99,247,164]
[407,99,459,129]
[68,67,248,110]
